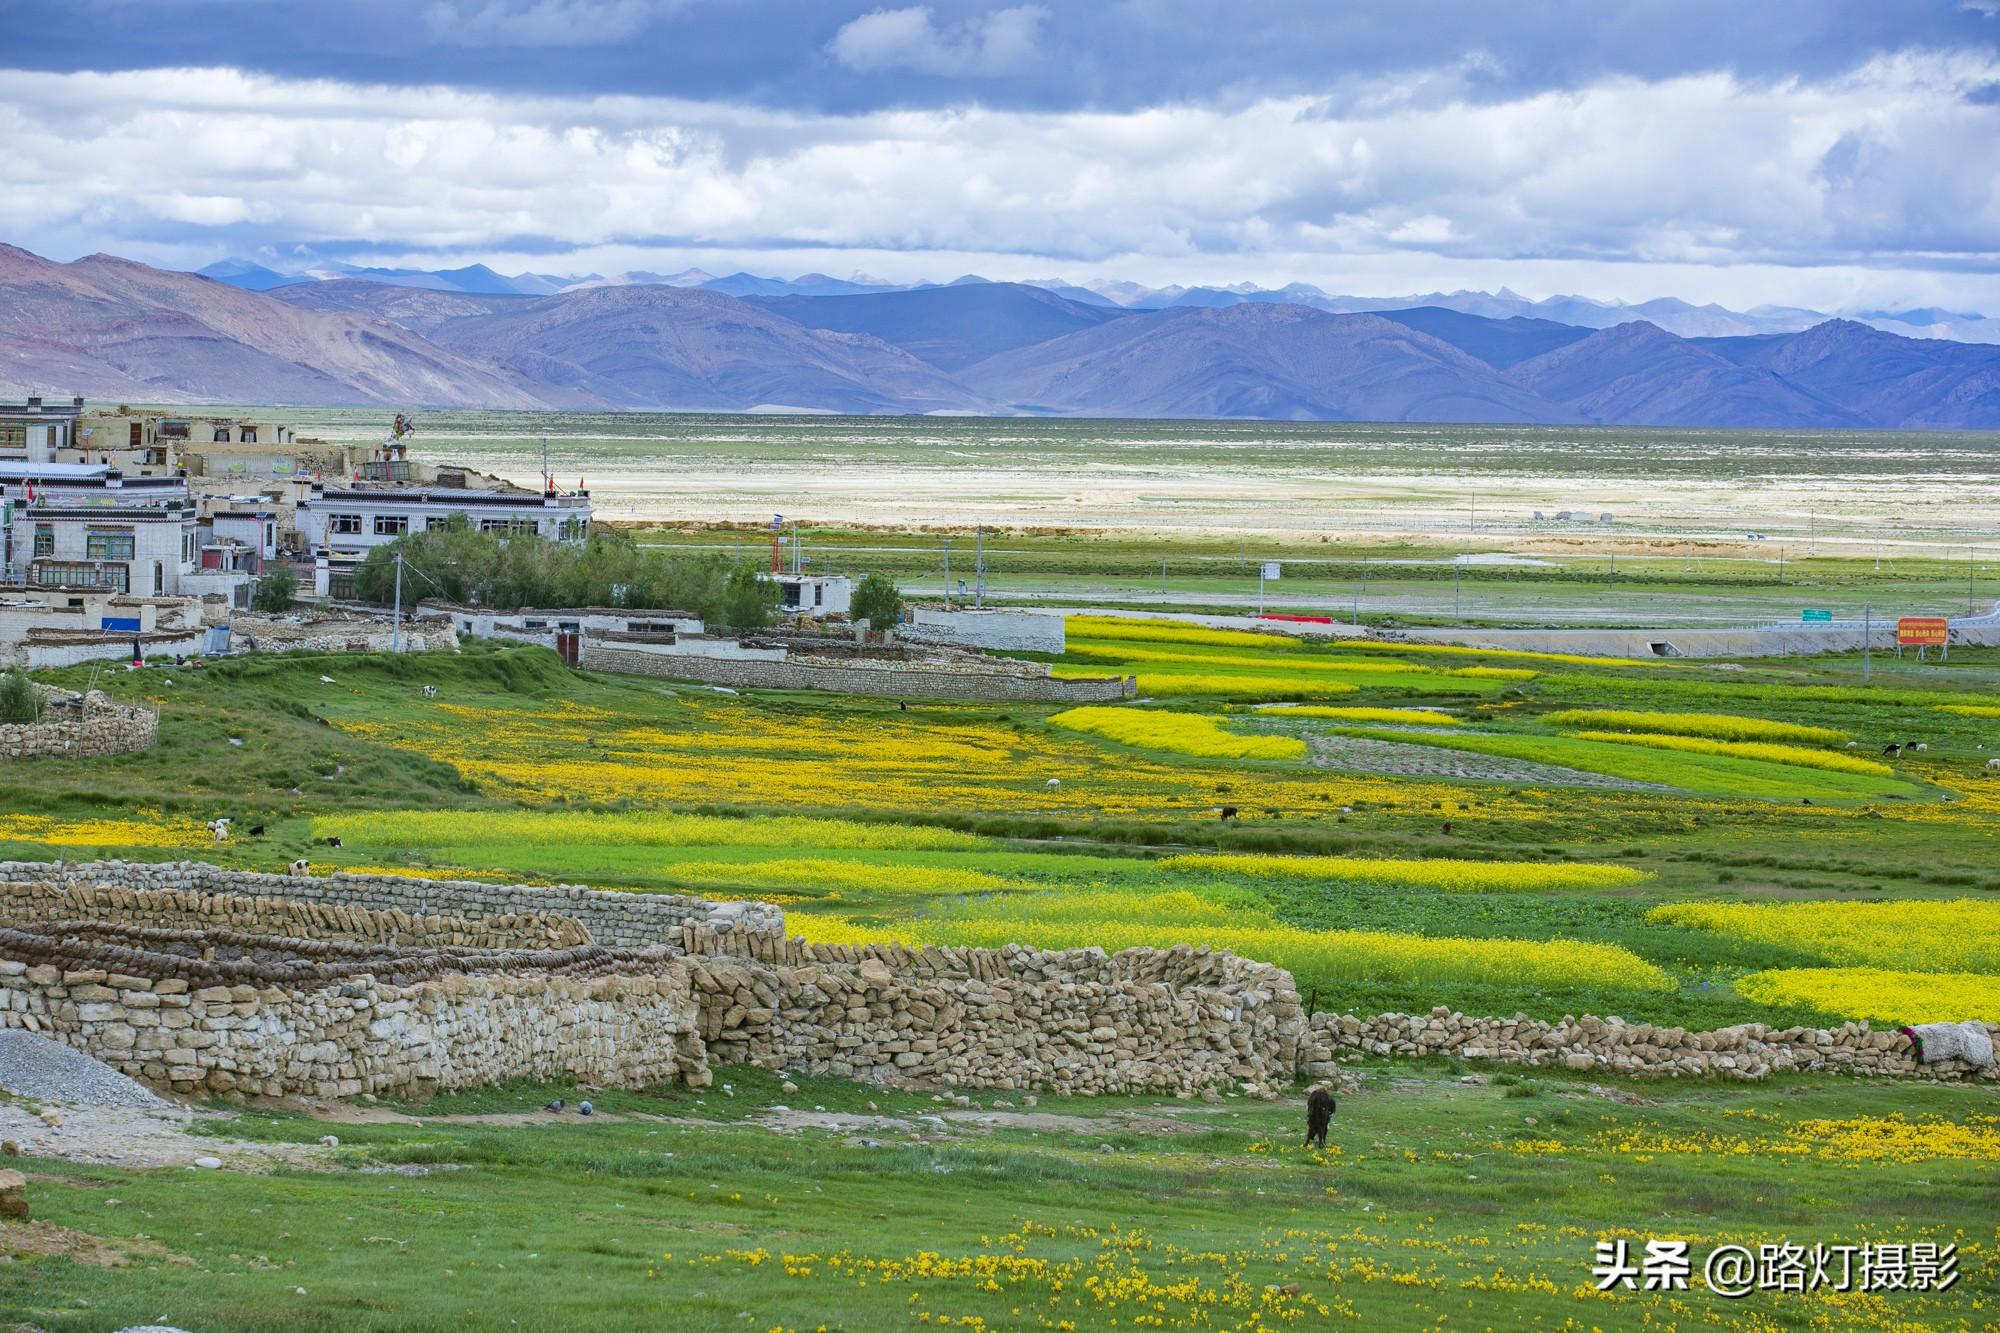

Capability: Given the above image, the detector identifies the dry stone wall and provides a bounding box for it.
[580,642,1135,703]
[1303,1008,2000,1084]
[676,925,1303,1096]
[4,861,780,947]
[0,690,157,759]
[0,876,590,949]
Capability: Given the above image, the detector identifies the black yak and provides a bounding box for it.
[1304,1085,1336,1149]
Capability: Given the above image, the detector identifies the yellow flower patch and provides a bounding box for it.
[1162,852,1650,893]
[1648,899,2000,972]
[1047,706,1308,761]
[0,813,207,849]
[1253,705,1462,725]
[1735,966,2000,1024]
[1567,731,1892,776]
[1545,708,1846,745]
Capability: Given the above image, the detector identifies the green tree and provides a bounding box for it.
[0,671,40,725]
[850,572,904,628]
[251,564,297,613]
[715,563,780,629]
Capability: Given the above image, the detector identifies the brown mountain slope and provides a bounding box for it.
[0,246,549,408]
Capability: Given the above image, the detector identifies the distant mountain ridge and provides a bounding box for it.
[3,245,1996,426]
[189,255,2000,345]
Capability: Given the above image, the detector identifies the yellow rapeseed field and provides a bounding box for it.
[1062,615,1301,650]
[1937,704,2000,719]
[1162,852,1651,892]
[1064,641,1441,674]
[1568,730,1893,776]
[665,857,1015,898]
[1648,899,2000,972]
[1735,967,2000,1024]
[1047,706,1308,760]
[1339,640,1668,669]
[0,813,206,848]
[1544,708,1846,745]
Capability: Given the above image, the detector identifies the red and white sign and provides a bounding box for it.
[1897,616,1948,646]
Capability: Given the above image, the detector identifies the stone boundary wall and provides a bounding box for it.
[0,877,590,950]
[0,862,782,948]
[231,614,459,655]
[674,925,1302,1095]
[0,691,157,759]
[580,642,1135,703]
[1303,1009,2000,1083]
[0,957,705,1099]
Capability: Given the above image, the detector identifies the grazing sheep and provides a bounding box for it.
[246,825,265,837]
[1987,758,2000,771]
[1044,777,1061,790]
[289,859,310,876]
[1304,1085,1336,1149]
[323,835,343,849]
[206,818,231,842]
[420,685,438,698]
[318,675,335,684]
[1881,743,1902,757]
[1911,742,1929,752]
[1844,741,1859,749]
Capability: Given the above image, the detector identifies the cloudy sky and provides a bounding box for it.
[3,0,1998,310]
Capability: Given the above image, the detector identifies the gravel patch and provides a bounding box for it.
[1299,733,1675,791]
[0,1030,173,1110]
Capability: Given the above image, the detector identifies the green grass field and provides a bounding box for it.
[6,1063,1993,1331]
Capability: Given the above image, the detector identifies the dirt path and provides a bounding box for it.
[0,1099,327,1171]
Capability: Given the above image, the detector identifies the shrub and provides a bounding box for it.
[850,572,904,629]
[0,671,40,725]
[251,564,297,612]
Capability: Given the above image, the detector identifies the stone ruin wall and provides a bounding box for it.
[1301,1008,1998,1084]
[0,689,158,760]
[677,924,1303,1096]
[6,861,780,950]
[0,861,1991,1100]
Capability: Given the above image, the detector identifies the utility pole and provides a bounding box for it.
[1969,547,1977,616]
[1863,602,1871,684]
[391,550,404,653]
[1454,554,1462,624]
[942,537,952,609]
[540,435,551,492]
[1257,561,1266,616]
[1160,557,1167,598]
[975,526,986,608]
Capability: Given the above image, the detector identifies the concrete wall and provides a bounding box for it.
[906,608,1066,654]
[19,630,206,670]
[581,642,1135,703]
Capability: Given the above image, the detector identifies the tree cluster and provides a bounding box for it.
[352,523,780,628]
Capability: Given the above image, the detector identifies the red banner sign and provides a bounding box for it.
[1897,616,1948,646]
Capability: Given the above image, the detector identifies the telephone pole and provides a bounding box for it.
[391,550,405,653]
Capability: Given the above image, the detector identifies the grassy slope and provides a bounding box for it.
[3,1064,1992,1331]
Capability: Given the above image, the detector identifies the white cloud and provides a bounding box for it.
[828,5,1049,76]
[1,52,1996,310]
[423,0,665,47]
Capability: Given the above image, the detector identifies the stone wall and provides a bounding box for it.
[230,612,459,655]
[677,926,1302,1096]
[1302,1008,2000,1084]
[580,642,1135,703]
[2,861,781,948]
[19,631,208,671]
[0,690,157,759]
[0,950,705,1099]
[0,876,590,950]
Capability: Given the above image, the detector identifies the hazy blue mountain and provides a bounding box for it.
[749,282,1128,370]
[699,271,898,298]
[1694,319,2000,428]
[273,279,521,335]
[1020,280,1122,307]
[961,304,1578,422]
[1375,307,1594,370]
[1508,321,1864,427]
[196,258,308,291]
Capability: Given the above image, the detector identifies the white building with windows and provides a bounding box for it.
[0,462,214,598]
[0,396,86,464]
[294,484,593,593]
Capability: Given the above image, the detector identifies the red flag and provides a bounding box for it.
[24,483,34,502]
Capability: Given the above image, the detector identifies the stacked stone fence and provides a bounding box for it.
[580,641,1135,703]
[0,689,157,759]
[1302,1008,1998,1084]
[3,860,779,948]
[0,876,589,950]
[231,613,459,655]
[671,924,1303,1096]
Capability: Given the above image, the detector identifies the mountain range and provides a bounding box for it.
[4,244,1996,428]
[195,256,2000,345]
